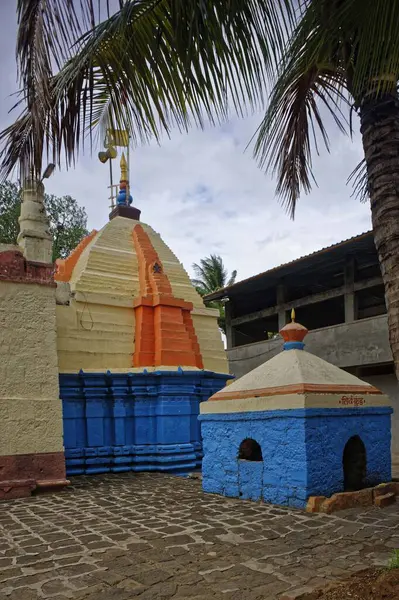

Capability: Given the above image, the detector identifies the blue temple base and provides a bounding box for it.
[60,369,231,476]
[199,407,392,508]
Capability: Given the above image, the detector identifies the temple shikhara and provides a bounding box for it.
[0,156,230,498]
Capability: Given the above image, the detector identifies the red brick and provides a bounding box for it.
[321,488,373,513]
[373,482,398,499]
[306,496,327,513]
[374,492,396,508]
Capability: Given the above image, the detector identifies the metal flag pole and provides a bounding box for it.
[120,87,130,206]
[109,157,115,208]
[126,130,131,205]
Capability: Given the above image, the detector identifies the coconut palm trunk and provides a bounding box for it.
[360,93,399,378]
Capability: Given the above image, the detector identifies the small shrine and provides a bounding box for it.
[199,311,392,508]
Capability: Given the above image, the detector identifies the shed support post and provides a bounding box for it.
[277,284,287,331]
[344,256,357,323]
[225,300,236,349]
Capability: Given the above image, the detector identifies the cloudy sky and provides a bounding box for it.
[0,1,372,284]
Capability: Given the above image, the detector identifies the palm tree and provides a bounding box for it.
[192,255,237,333]
[0,0,290,180]
[253,0,399,378]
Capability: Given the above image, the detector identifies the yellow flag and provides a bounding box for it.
[105,129,129,148]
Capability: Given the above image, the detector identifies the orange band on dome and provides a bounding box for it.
[54,229,98,282]
[210,383,382,402]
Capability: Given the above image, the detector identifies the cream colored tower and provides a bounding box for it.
[17,179,52,263]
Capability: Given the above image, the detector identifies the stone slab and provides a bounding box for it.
[0,473,398,600]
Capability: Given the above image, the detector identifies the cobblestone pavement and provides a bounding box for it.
[0,474,399,600]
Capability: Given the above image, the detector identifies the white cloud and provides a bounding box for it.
[0,3,372,285]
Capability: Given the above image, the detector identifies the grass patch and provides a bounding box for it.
[387,549,399,570]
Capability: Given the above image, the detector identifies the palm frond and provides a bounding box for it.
[16,0,95,84]
[2,0,294,180]
[253,9,350,217]
[0,108,34,181]
[227,269,237,287]
[254,0,399,213]
[14,0,97,178]
[347,159,369,203]
[306,0,399,102]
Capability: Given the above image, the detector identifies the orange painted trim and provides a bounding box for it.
[132,224,203,368]
[132,304,155,367]
[182,309,204,369]
[55,229,98,282]
[210,383,382,401]
[133,225,173,297]
[134,294,193,311]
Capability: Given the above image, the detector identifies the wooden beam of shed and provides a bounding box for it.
[231,276,383,327]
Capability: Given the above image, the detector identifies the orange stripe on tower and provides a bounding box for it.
[132,225,203,369]
[55,229,98,282]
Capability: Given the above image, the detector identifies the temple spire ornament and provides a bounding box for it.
[116,152,133,206]
[280,307,308,351]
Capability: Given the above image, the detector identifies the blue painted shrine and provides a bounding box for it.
[200,316,392,508]
[60,369,231,476]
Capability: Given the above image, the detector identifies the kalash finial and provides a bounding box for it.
[116,152,133,206]
[279,307,308,351]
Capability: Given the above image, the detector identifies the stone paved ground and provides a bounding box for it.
[0,474,398,600]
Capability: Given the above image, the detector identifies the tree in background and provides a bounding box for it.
[192,255,237,334]
[0,181,89,262]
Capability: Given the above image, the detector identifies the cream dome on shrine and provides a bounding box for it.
[201,312,390,414]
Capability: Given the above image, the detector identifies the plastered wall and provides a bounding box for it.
[0,280,64,455]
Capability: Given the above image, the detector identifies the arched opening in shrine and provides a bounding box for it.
[238,438,263,462]
[343,435,367,491]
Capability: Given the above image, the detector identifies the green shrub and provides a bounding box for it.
[387,549,399,570]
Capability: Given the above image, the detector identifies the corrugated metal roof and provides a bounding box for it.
[205,230,374,301]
